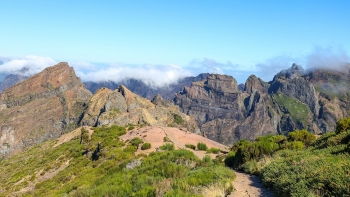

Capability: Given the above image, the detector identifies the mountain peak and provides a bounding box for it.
[0,62,91,156]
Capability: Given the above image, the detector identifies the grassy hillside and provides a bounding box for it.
[0,126,235,197]
[225,118,350,197]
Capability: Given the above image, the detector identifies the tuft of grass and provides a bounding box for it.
[197,142,208,151]
[206,147,220,154]
[185,144,196,150]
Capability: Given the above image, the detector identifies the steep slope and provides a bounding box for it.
[174,64,350,145]
[0,125,235,197]
[83,73,210,99]
[81,85,199,132]
[0,62,92,156]
[0,74,27,93]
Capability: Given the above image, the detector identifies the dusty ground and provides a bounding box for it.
[229,170,275,197]
[120,126,229,158]
[53,126,93,148]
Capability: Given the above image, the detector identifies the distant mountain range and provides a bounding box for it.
[83,73,211,100]
[0,62,349,156]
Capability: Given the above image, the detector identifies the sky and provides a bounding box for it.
[1,0,350,86]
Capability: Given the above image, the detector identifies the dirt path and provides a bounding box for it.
[229,170,275,197]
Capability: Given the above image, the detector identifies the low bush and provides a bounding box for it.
[336,117,350,134]
[130,137,144,147]
[197,142,208,151]
[160,143,175,151]
[288,129,316,146]
[163,136,171,142]
[141,142,151,150]
[185,144,196,150]
[173,114,185,124]
[206,147,220,154]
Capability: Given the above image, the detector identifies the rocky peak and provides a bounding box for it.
[0,62,92,156]
[205,74,238,93]
[274,63,305,80]
[244,75,268,94]
[151,94,172,107]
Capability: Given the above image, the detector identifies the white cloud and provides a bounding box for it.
[77,63,193,88]
[306,45,350,72]
[0,55,57,76]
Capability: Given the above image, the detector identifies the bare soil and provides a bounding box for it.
[120,126,229,158]
[229,170,275,197]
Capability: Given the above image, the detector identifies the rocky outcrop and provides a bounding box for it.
[175,74,276,145]
[81,85,198,132]
[0,62,92,156]
[0,74,27,93]
[174,65,350,145]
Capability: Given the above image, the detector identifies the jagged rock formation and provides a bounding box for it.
[81,86,198,132]
[83,73,210,100]
[174,64,350,145]
[0,62,92,155]
[0,74,27,93]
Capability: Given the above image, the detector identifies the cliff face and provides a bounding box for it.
[0,62,92,155]
[174,64,350,145]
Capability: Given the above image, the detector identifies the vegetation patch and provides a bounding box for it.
[185,144,196,150]
[197,142,208,151]
[273,91,310,127]
[141,142,151,150]
[160,143,175,151]
[0,125,236,197]
[225,118,350,197]
[173,113,185,125]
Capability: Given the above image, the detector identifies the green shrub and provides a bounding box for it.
[141,142,151,150]
[128,125,135,130]
[197,142,208,151]
[336,117,350,134]
[185,144,196,150]
[280,141,304,150]
[160,143,175,151]
[241,160,258,175]
[80,127,89,144]
[202,155,213,166]
[288,129,316,146]
[130,137,144,147]
[206,147,220,154]
[224,151,236,167]
[173,114,185,124]
[163,136,171,142]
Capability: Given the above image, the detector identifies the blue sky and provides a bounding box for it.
[1,1,349,85]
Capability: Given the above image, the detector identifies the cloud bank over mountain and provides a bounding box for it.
[0,46,349,87]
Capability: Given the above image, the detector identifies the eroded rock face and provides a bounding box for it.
[81,85,198,132]
[174,74,277,145]
[174,66,350,146]
[0,62,92,156]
